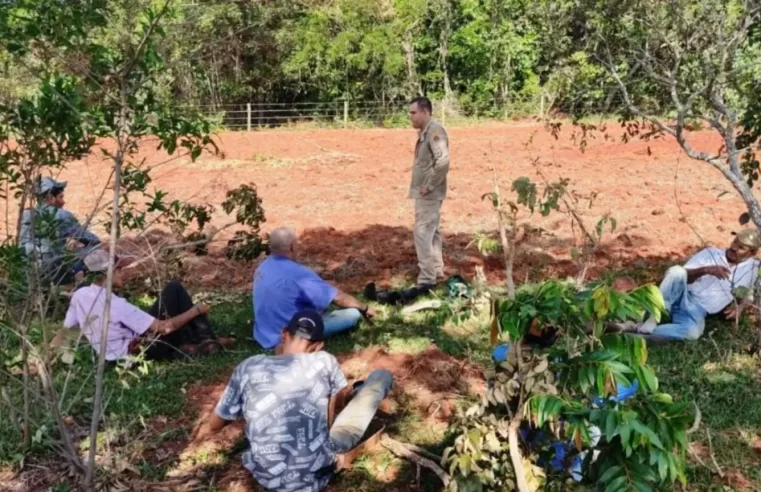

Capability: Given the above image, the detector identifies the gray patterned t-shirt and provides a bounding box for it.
[215,352,347,491]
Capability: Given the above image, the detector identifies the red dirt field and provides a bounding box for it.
[3,121,745,290]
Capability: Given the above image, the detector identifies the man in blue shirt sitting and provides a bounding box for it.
[252,227,375,350]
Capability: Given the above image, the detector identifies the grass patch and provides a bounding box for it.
[3,280,761,490]
[648,318,761,489]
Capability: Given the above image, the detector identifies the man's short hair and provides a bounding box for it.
[269,227,297,254]
[409,96,433,114]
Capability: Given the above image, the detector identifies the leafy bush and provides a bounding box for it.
[444,281,694,491]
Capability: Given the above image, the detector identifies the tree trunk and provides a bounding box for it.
[435,0,452,99]
[508,343,530,492]
[84,87,127,488]
[402,31,422,96]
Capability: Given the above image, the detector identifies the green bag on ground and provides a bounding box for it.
[445,274,471,299]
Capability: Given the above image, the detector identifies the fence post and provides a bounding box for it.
[246,103,252,131]
[343,100,349,128]
[441,99,447,126]
[540,92,545,119]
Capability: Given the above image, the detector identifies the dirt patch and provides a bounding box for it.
[2,122,742,293]
[182,344,485,427]
[337,344,486,422]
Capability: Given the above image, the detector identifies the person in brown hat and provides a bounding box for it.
[628,229,761,340]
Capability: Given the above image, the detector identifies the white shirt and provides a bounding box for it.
[64,285,156,360]
[685,247,760,314]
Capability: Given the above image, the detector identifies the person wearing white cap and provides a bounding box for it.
[62,249,235,361]
[623,229,761,340]
[19,176,101,284]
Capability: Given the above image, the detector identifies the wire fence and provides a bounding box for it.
[185,98,550,131]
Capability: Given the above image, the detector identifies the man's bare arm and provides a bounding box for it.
[149,304,209,336]
[686,266,729,283]
[333,290,374,318]
[193,412,230,441]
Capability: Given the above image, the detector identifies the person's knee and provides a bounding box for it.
[664,266,688,281]
[339,308,362,327]
[685,320,705,340]
[163,280,183,293]
[366,369,394,392]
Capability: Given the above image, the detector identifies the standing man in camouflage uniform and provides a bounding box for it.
[408,96,450,289]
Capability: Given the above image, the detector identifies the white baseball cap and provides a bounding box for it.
[83,249,130,273]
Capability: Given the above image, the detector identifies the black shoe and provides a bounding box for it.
[414,283,435,294]
[376,290,402,305]
[364,282,378,301]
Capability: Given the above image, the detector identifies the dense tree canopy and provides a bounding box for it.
[0,0,640,115]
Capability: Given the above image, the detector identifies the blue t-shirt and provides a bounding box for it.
[253,256,337,349]
[215,352,348,491]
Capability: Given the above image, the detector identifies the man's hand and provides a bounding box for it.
[418,185,430,196]
[363,306,376,319]
[195,304,210,315]
[703,266,731,280]
[724,303,745,321]
[65,238,80,251]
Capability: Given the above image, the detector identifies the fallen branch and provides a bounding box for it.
[687,402,702,435]
[706,429,724,478]
[381,436,450,487]
[123,220,238,271]
[396,440,443,464]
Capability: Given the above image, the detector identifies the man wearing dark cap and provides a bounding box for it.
[195,310,393,491]
[19,176,101,283]
[629,229,761,340]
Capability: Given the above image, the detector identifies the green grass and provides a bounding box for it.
[3,281,761,490]
[647,318,761,489]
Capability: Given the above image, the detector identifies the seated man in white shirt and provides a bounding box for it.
[63,249,233,361]
[632,229,761,340]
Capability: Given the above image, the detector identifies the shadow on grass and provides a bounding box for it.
[114,223,688,296]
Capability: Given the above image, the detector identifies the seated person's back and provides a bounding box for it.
[217,349,346,490]
[253,227,374,350]
[253,254,336,349]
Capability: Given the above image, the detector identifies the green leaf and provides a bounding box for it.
[657,451,668,480]
[633,479,651,492]
[599,464,622,484]
[620,424,632,453]
[537,396,548,427]
[630,420,664,450]
[607,475,627,492]
[640,366,658,393]
[605,411,618,441]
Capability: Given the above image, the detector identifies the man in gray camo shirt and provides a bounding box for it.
[194,310,393,491]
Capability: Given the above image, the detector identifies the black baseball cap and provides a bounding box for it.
[286,310,325,342]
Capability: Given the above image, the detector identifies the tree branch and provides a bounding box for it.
[381,436,450,487]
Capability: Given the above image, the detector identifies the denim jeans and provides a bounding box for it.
[329,369,393,453]
[322,308,362,338]
[651,266,707,340]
